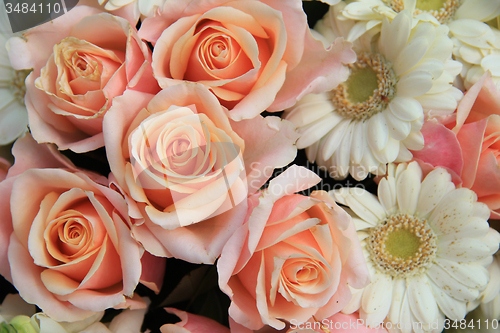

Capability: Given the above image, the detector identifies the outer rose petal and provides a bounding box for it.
[161,308,230,333]
[230,116,299,195]
[411,120,464,178]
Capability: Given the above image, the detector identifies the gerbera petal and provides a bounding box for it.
[367,112,389,152]
[427,264,480,301]
[434,257,488,289]
[407,274,438,326]
[380,11,411,63]
[388,97,424,121]
[296,112,344,148]
[437,237,492,262]
[361,272,393,314]
[393,37,429,75]
[396,165,422,215]
[378,177,397,215]
[416,168,455,218]
[396,71,433,98]
[384,109,411,141]
[387,278,406,325]
[429,278,466,320]
[351,120,365,164]
[321,119,351,160]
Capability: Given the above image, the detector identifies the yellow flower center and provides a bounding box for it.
[369,214,437,277]
[11,69,30,105]
[330,52,396,121]
[388,0,461,23]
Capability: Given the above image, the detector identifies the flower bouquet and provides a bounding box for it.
[0,0,500,332]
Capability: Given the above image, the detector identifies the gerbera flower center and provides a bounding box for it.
[388,0,461,23]
[369,214,437,277]
[11,69,30,105]
[330,52,396,121]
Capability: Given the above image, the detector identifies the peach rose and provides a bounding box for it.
[7,6,158,153]
[0,134,164,321]
[218,166,370,332]
[160,308,230,333]
[139,0,355,120]
[412,74,500,218]
[104,82,298,263]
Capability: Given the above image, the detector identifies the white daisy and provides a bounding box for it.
[0,16,28,145]
[341,0,500,27]
[340,0,500,89]
[284,4,462,181]
[450,20,500,89]
[331,161,500,332]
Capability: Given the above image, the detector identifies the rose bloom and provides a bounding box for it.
[0,134,164,321]
[6,6,158,153]
[217,166,370,332]
[412,74,500,218]
[104,82,298,263]
[139,0,355,120]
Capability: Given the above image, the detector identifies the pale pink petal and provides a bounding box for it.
[139,251,166,294]
[456,119,487,188]
[164,308,230,333]
[230,116,299,194]
[412,120,464,178]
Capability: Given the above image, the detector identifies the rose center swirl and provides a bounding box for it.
[368,214,437,277]
[388,0,461,23]
[330,52,396,121]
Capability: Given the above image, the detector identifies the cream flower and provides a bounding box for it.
[466,252,500,321]
[450,20,500,89]
[340,0,500,89]
[341,0,500,27]
[98,0,166,18]
[0,16,28,144]
[285,5,462,181]
[331,161,500,332]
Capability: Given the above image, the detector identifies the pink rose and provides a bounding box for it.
[103,82,298,263]
[139,0,355,120]
[160,308,230,333]
[413,74,500,218]
[218,166,370,332]
[0,135,165,321]
[7,6,158,153]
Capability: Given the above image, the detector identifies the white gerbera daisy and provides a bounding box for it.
[340,0,500,89]
[450,20,500,89]
[332,161,500,332]
[285,4,462,181]
[342,0,500,26]
[0,16,28,145]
